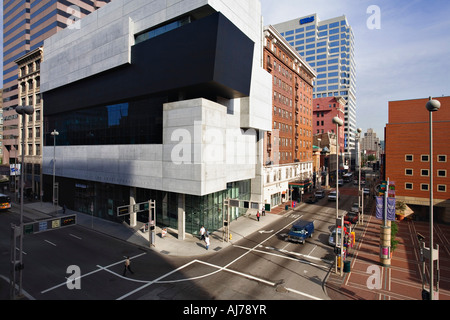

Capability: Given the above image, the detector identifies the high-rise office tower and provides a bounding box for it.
[273,14,356,156]
[2,0,111,193]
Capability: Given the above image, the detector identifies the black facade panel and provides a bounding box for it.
[43,12,254,116]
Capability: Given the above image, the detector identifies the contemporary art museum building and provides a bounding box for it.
[40,0,272,238]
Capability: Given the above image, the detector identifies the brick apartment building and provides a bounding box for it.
[385,96,450,223]
[262,25,316,207]
[313,96,345,154]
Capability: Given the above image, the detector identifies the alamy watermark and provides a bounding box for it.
[66,265,81,290]
[66,5,82,30]
[367,5,381,30]
[366,265,382,290]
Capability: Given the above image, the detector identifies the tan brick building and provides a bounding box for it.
[385,96,450,223]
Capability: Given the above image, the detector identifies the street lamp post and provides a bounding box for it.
[356,128,362,223]
[14,105,34,298]
[51,130,59,215]
[333,116,344,275]
[425,97,440,300]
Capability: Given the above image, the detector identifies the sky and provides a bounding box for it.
[1,1,449,140]
[261,0,450,140]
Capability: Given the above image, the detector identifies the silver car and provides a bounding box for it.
[314,189,325,199]
[328,190,338,201]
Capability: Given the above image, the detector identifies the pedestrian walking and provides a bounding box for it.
[262,207,265,216]
[123,256,134,276]
[200,225,206,241]
[256,211,260,222]
[205,234,210,250]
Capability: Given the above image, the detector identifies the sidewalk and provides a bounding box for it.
[324,203,450,300]
[20,201,285,257]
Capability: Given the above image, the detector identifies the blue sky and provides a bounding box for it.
[261,0,450,140]
[2,1,449,140]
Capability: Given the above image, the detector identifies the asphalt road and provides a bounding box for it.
[0,184,358,301]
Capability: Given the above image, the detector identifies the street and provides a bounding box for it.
[1,184,358,301]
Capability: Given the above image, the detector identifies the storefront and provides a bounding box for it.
[44,176,251,236]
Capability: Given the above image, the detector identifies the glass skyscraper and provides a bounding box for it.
[273,14,357,154]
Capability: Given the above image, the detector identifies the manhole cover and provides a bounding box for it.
[160,250,170,255]
[213,247,222,251]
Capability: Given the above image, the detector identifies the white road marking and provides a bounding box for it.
[70,234,82,240]
[44,240,57,247]
[41,252,147,294]
[16,247,27,255]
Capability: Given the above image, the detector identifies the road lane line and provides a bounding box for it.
[224,216,303,269]
[70,234,82,240]
[16,247,27,255]
[44,240,57,247]
[41,252,146,294]
[195,260,323,300]
[284,287,323,300]
[117,259,198,300]
[233,245,330,269]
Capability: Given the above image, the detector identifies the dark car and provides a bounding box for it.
[306,196,318,204]
[344,211,359,224]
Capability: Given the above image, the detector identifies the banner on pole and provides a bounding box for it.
[375,196,396,221]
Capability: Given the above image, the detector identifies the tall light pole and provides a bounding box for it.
[15,105,34,298]
[425,97,440,300]
[51,130,59,215]
[333,116,344,275]
[356,128,362,223]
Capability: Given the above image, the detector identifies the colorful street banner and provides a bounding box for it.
[376,196,384,219]
[387,197,396,221]
[376,196,396,221]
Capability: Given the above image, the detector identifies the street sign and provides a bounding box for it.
[23,214,77,235]
[117,201,153,217]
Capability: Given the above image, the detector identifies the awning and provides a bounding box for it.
[289,180,312,189]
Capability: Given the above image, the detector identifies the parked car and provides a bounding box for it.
[350,202,359,213]
[306,196,318,204]
[328,225,349,246]
[285,220,314,244]
[314,189,326,199]
[328,227,342,246]
[344,211,359,224]
[328,190,339,201]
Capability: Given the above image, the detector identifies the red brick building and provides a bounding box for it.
[263,25,315,165]
[385,96,450,223]
[261,25,316,207]
[313,96,345,154]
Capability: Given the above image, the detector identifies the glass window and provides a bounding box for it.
[135,16,191,44]
[437,170,446,177]
[45,95,166,146]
